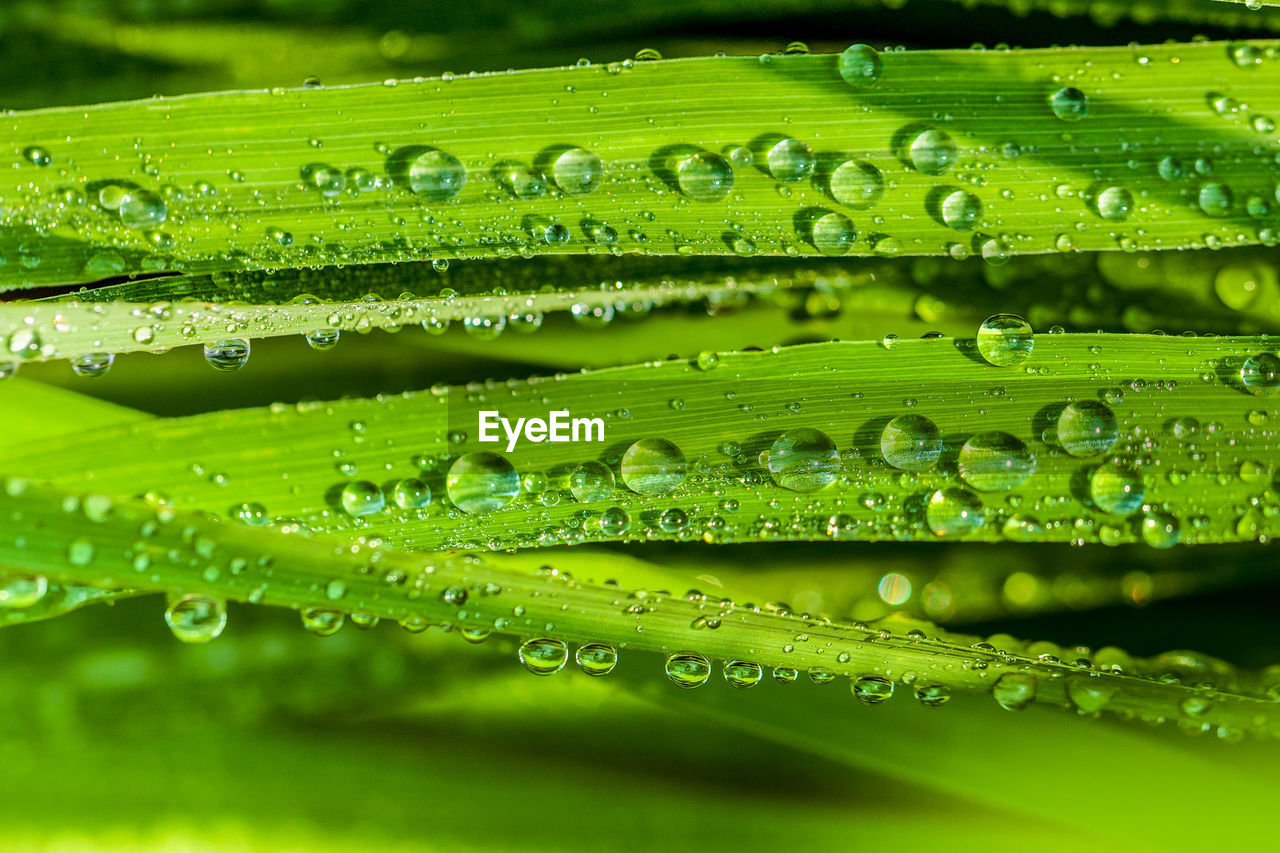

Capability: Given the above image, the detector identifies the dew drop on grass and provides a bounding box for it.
[807,211,857,256]
[67,537,95,565]
[1240,352,1280,395]
[914,684,950,706]
[598,506,631,536]
[906,128,957,176]
[852,675,894,704]
[305,328,340,350]
[1198,182,1234,217]
[447,452,521,513]
[957,432,1036,491]
[925,488,986,537]
[6,329,41,359]
[766,137,814,182]
[976,313,1034,367]
[765,428,840,492]
[838,44,882,87]
[829,160,884,209]
[665,651,711,688]
[71,352,115,378]
[340,480,386,517]
[1094,186,1133,221]
[119,190,167,229]
[676,151,734,201]
[880,414,942,471]
[1066,676,1116,713]
[1158,156,1186,181]
[552,147,603,195]
[568,460,615,502]
[391,477,431,509]
[407,149,466,200]
[723,660,764,688]
[519,637,569,676]
[575,643,618,676]
[773,667,798,684]
[165,595,227,644]
[1141,511,1181,548]
[940,189,982,231]
[301,608,344,637]
[1056,401,1119,457]
[22,145,51,166]
[620,438,687,495]
[498,163,547,199]
[1049,86,1088,121]
[0,574,48,608]
[204,339,251,372]
[992,673,1038,710]
[301,162,346,197]
[1089,462,1145,516]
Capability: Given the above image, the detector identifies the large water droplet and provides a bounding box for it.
[71,352,115,378]
[1094,186,1133,221]
[204,339,251,372]
[829,160,884,209]
[665,651,711,688]
[1198,182,1234,217]
[992,672,1037,710]
[119,190,168,229]
[957,432,1036,491]
[976,314,1033,367]
[925,488,986,537]
[838,44,882,88]
[446,452,521,513]
[620,438,687,495]
[765,428,840,492]
[1241,352,1280,395]
[807,211,857,256]
[723,660,764,688]
[407,149,466,200]
[340,480,386,517]
[766,137,814,182]
[1066,676,1115,714]
[881,414,942,471]
[1050,87,1088,121]
[575,643,618,676]
[1056,401,1119,457]
[0,574,49,608]
[552,147,604,195]
[164,595,227,644]
[676,151,734,201]
[519,637,569,675]
[1141,511,1181,548]
[568,460,615,502]
[852,675,894,704]
[940,189,982,231]
[907,128,957,176]
[1089,462,1145,516]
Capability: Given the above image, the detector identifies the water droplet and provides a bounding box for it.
[497,163,547,199]
[70,352,115,378]
[0,574,48,608]
[957,432,1036,491]
[992,672,1037,710]
[67,537,95,565]
[305,328,340,350]
[925,488,986,537]
[519,637,569,675]
[598,506,631,536]
[22,145,51,167]
[552,147,603,195]
[6,329,41,360]
[829,160,884,209]
[881,414,942,471]
[620,438,687,495]
[164,595,227,644]
[1066,677,1115,713]
[852,675,894,704]
[765,428,840,492]
[1198,182,1234,217]
[391,478,431,509]
[1141,511,1181,548]
[838,44,882,88]
[119,190,167,230]
[765,137,814,182]
[676,151,734,201]
[914,684,950,706]
[340,480,386,517]
[1056,401,1119,457]
[1158,156,1186,182]
[1089,462,1145,516]
[1050,86,1089,121]
[807,211,857,255]
[389,150,459,201]
[567,461,615,502]
[301,608,344,637]
[940,189,982,231]
[203,339,251,372]
[665,651,711,688]
[447,452,520,513]
[1094,186,1133,222]
[907,128,957,176]
[575,643,618,676]
[1240,352,1280,395]
[301,163,346,197]
[723,660,764,688]
[976,314,1034,367]
[1232,43,1263,67]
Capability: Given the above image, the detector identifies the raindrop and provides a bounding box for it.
[1089,462,1145,516]
[568,460,615,502]
[1056,401,1119,457]
[446,452,521,513]
[1094,186,1133,222]
[940,189,982,231]
[340,480,386,517]
[852,675,894,704]
[407,149,467,201]
[723,660,764,688]
[829,160,885,209]
[552,147,604,195]
[992,672,1037,710]
[925,488,986,537]
[765,137,814,182]
[1050,87,1089,121]
[976,314,1034,367]
[665,651,711,688]
[1240,352,1280,395]
[837,44,882,88]
[957,432,1036,491]
[576,643,618,676]
[906,128,957,176]
[676,151,735,201]
[165,595,227,644]
[880,414,942,471]
[70,353,115,378]
[519,637,569,675]
[203,339,251,372]
[620,438,687,495]
[765,428,840,492]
